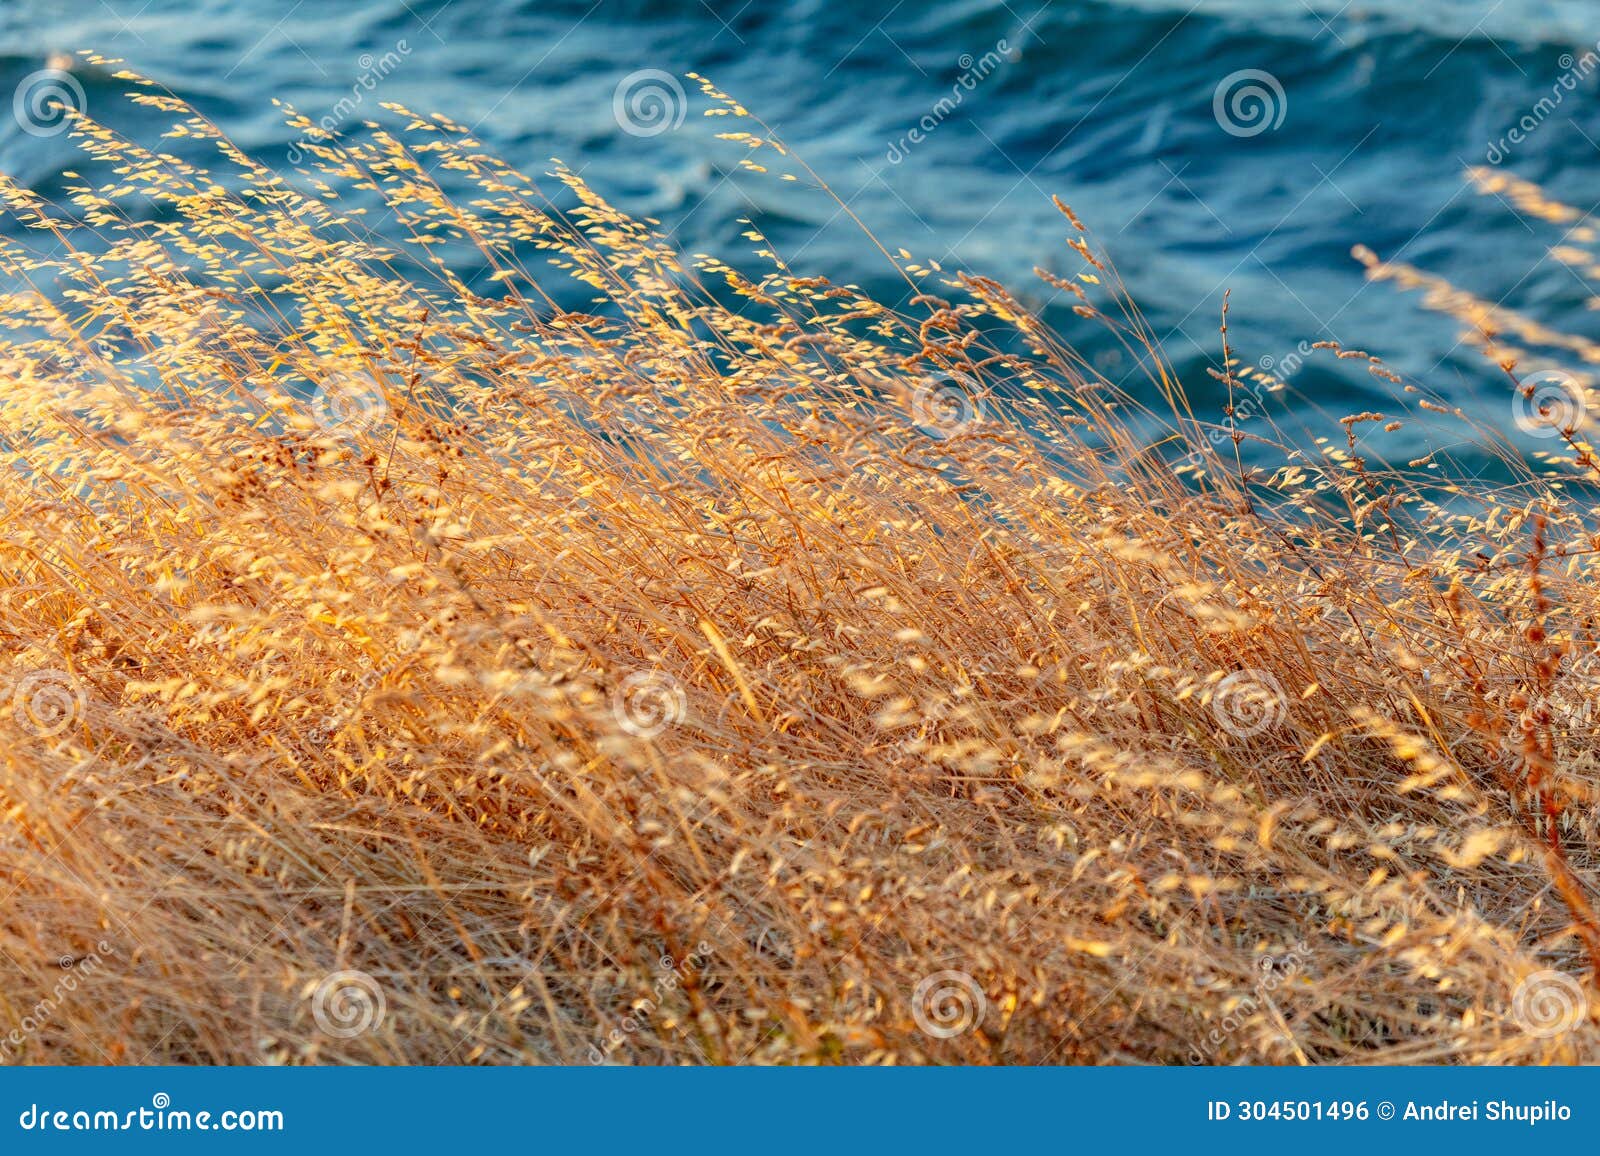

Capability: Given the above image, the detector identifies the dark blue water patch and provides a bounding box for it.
[0,0,1596,478]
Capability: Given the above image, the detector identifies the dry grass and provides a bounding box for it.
[2,60,1600,1065]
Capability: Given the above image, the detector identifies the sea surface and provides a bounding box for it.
[3,0,1600,461]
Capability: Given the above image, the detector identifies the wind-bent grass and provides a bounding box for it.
[0,59,1598,1064]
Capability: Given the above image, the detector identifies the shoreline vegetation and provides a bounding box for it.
[2,58,1599,1063]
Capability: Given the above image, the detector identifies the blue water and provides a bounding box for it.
[3,0,1599,452]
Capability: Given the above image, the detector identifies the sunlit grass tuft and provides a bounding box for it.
[0,59,1598,1064]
